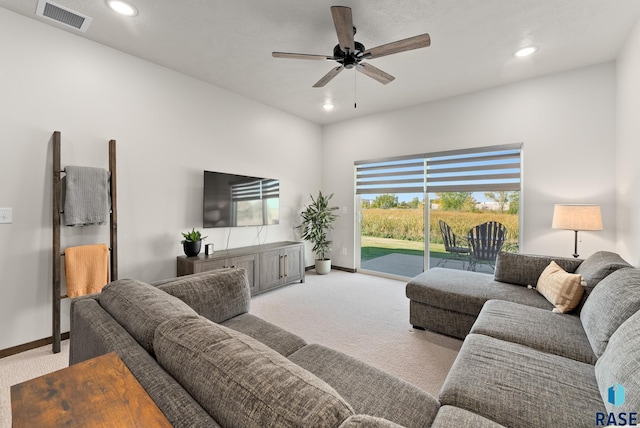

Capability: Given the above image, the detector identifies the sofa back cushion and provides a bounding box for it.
[580,268,640,357]
[157,268,250,323]
[100,279,198,355]
[575,251,632,297]
[494,253,582,287]
[595,309,640,413]
[154,315,354,428]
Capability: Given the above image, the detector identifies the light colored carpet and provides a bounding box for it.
[0,270,461,426]
[250,270,462,396]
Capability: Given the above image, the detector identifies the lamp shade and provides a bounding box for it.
[552,204,603,231]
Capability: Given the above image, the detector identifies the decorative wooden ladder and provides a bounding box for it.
[51,131,118,353]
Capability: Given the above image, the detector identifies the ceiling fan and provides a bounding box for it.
[272,6,431,88]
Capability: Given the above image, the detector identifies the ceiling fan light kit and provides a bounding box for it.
[272,6,431,88]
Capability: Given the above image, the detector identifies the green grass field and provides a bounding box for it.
[361,236,450,261]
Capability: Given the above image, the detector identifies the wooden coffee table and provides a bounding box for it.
[11,352,172,427]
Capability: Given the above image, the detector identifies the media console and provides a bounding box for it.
[177,241,305,295]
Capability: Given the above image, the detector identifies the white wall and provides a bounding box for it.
[0,8,322,350]
[616,19,640,266]
[322,63,618,270]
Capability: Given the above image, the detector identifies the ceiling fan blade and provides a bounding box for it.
[356,63,395,85]
[364,33,431,59]
[272,52,335,61]
[331,6,355,53]
[313,66,344,88]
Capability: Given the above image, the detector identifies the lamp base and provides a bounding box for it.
[572,230,579,258]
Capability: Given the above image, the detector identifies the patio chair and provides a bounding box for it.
[437,220,470,269]
[467,221,507,272]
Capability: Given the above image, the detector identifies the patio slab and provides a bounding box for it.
[360,253,494,278]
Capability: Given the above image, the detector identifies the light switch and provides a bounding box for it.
[0,207,12,224]
[342,206,347,214]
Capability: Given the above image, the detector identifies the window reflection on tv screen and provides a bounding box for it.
[203,171,279,228]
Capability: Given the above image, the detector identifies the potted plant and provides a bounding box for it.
[297,191,339,275]
[181,228,207,257]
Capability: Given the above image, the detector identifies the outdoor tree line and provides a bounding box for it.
[363,191,519,214]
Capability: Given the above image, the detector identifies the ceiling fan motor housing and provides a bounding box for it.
[334,41,365,68]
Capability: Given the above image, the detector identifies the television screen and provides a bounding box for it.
[203,171,279,228]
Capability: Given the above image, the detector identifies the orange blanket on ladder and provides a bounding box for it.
[64,244,110,297]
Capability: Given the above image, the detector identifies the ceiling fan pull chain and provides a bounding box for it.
[354,70,357,109]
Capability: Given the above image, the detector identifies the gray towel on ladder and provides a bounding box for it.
[64,166,111,226]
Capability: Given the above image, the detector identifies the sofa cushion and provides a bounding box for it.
[580,267,640,357]
[534,261,585,313]
[156,268,250,323]
[430,406,506,428]
[575,251,632,296]
[99,279,198,355]
[470,300,596,364]
[288,343,439,428]
[406,268,552,317]
[595,309,640,413]
[439,334,606,428]
[494,252,582,287]
[154,316,354,428]
[221,313,307,357]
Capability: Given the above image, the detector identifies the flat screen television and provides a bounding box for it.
[203,170,279,228]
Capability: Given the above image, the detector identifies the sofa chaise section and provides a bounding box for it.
[405,266,553,339]
[405,251,631,339]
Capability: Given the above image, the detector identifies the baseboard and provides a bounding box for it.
[0,332,70,359]
[305,265,356,273]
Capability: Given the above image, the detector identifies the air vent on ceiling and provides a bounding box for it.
[36,0,92,32]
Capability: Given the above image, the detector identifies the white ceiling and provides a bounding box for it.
[2,0,640,125]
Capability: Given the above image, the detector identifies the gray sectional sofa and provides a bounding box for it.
[70,251,640,427]
[406,251,640,428]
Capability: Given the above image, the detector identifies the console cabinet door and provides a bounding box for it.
[259,249,283,292]
[227,254,258,295]
[283,245,304,283]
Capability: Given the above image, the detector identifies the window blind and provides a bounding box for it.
[355,143,522,195]
[231,179,279,201]
[355,157,425,195]
[426,148,521,193]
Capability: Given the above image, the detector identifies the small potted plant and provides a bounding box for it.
[297,191,339,274]
[181,228,207,257]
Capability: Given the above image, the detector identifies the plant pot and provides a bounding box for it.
[315,259,331,275]
[183,240,202,257]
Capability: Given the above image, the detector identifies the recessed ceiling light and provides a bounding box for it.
[323,103,334,111]
[514,46,538,58]
[106,0,138,16]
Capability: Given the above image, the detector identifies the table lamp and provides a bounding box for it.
[552,204,603,258]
